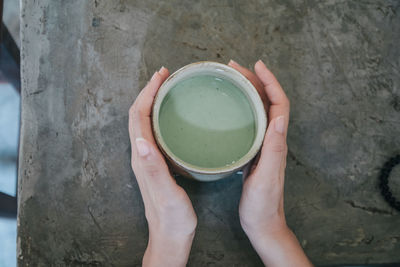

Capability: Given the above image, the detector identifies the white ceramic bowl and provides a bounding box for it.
[152,61,267,182]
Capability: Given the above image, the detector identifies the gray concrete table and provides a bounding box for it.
[18,0,400,266]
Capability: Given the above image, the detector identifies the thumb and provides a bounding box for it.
[135,137,176,188]
[253,116,287,179]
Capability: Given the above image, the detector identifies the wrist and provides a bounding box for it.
[143,230,195,267]
[241,212,287,240]
[246,225,312,267]
[246,222,290,246]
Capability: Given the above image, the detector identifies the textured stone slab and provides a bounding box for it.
[18,0,400,265]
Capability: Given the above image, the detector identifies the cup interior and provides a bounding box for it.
[152,61,267,174]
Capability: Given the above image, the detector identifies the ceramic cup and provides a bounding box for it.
[152,61,267,182]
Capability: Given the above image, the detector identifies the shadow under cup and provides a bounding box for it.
[152,62,267,182]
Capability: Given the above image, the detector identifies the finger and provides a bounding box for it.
[128,68,170,198]
[134,137,178,193]
[242,152,260,180]
[254,60,287,105]
[254,60,290,136]
[228,60,269,108]
[129,67,169,147]
[252,116,287,182]
[138,66,170,118]
[128,67,170,182]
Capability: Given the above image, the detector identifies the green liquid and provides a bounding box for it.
[159,75,256,169]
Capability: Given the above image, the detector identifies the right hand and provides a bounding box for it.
[228,60,312,267]
[229,59,289,236]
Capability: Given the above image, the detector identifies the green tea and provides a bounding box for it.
[159,75,256,168]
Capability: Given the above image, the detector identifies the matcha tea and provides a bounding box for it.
[159,75,256,168]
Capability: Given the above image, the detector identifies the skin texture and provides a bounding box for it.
[229,60,313,267]
[128,61,312,267]
[129,67,197,267]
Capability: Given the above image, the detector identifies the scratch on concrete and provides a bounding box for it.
[336,228,375,247]
[29,89,44,96]
[181,41,207,51]
[206,208,225,225]
[326,39,357,98]
[287,149,305,167]
[88,206,103,232]
[344,200,394,216]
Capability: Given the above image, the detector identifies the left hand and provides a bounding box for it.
[128,67,197,267]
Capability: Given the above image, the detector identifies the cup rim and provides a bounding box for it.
[152,61,267,175]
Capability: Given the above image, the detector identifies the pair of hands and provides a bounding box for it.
[128,60,312,266]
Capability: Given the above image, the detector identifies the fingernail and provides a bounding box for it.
[229,59,239,66]
[159,66,166,74]
[136,138,150,157]
[150,71,158,81]
[274,116,285,134]
[257,59,266,67]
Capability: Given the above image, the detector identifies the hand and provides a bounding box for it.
[229,60,312,267]
[128,67,197,267]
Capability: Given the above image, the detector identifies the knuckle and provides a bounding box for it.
[138,108,147,118]
[158,197,178,214]
[129,102,147,119]
[157,189,185,213]
[269,141,287,153]
[134,106,146,118]
[145,165,162,178]
[132,108,145,121]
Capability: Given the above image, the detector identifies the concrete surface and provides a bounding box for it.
[3,0,20,47]
[18,0,400,266]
